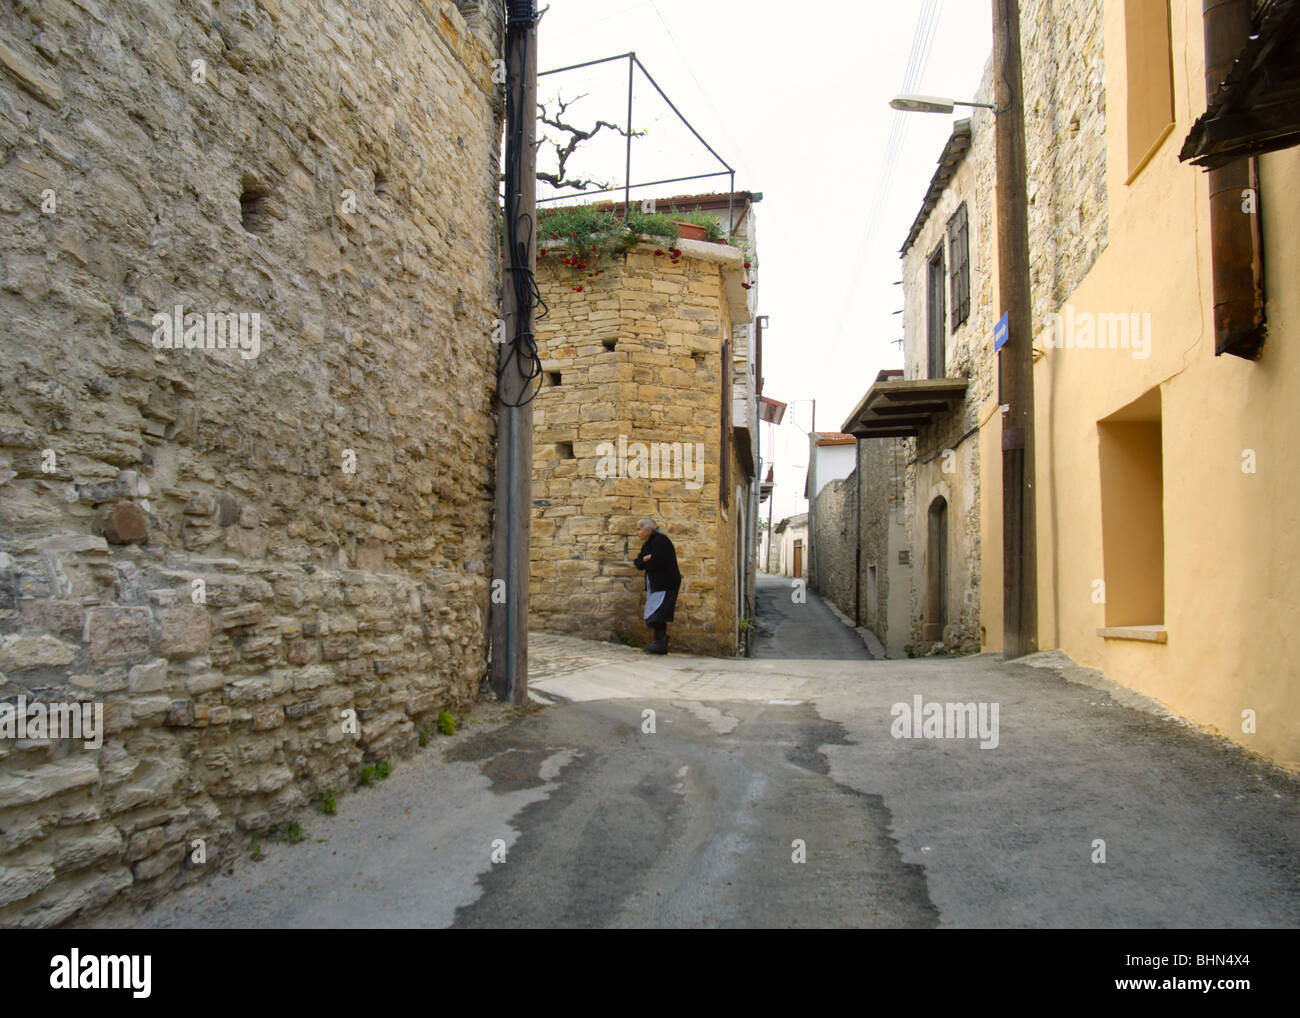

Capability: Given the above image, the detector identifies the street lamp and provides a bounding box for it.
[889,93,1002,114]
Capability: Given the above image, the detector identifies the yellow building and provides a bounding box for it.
[978,0,1300,769]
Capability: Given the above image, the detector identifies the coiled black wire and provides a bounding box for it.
[498,10,546,408]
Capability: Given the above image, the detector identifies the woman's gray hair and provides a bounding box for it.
[638,517,657,531]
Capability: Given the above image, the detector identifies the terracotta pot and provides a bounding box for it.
[673,221,708,242]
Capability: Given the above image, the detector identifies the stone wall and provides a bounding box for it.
[0,0,502,927]
[1020,0,1109,326]
[813,473,856,619]
[856,436,909,653]
[531,239,747,656]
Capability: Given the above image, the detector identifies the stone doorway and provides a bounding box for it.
[924,496,947,642]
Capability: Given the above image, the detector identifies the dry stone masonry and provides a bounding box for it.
[0,0,504,926]
[531,240,749,656]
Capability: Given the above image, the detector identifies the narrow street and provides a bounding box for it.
[751,573,876,660]
[94,578,1300,930]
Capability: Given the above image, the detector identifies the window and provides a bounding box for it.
[1124,0,1175,181]
[947,202,970,329]
[1097,388,1164,627]
[926,245,947,378]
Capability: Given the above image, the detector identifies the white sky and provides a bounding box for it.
[535,0,992,524]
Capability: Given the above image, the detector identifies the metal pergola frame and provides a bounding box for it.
[536,51,736,232]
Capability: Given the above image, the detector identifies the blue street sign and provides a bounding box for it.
[994,313,1008,353]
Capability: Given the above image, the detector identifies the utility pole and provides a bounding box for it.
[992,0,1037,659]
[492,0,538,703]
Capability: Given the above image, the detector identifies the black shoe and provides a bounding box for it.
[643,637,667,655]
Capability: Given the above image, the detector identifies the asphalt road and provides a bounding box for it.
[93,575,1300,929]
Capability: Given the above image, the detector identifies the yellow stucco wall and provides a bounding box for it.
[1026,1,1300,769]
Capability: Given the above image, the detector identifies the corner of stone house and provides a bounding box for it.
[529,237,743,658]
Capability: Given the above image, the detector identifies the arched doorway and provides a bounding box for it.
[924,496,948,642]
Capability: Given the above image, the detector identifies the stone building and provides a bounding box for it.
[841,83,996,656]
[840,0,1300,767]
[814,372,910,657]
[771,513,808,580]
[529,208,756,656]
[1012,0,1299,769]
[0,0,504,926]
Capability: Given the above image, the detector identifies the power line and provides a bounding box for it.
[833,0,944,347]
[548,0,658,41]
[648,0,759,185]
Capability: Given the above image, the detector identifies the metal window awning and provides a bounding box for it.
[1180,0,1300,169]
[841,378,969,439]
[759,396,787,425]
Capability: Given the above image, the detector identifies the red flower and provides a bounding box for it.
[654,249,664,256]
[591,245,597,251]
[743,261,751,268]
[563,256,571,264]
[741,282,752,290]
[570,232,577,237]
[550,233,558,239]
[575,285,584,292]
[540,248,547,256]
[579,261,586,268]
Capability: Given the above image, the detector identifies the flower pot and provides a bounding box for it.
[673,221,708,242]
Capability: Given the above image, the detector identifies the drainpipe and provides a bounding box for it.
[854,438,862,626]
[1203,0,1266,359]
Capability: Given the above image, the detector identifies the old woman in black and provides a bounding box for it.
[634,517,681,654]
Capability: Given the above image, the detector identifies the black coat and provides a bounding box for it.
[634,530,682,592]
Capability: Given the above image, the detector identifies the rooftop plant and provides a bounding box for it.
[664,205,726,243]
[536,205,680,287]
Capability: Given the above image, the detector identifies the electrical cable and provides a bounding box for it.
[907,422,980,467]
[648,0,758,186]
[833,0,944,345]
[499,10,546,408]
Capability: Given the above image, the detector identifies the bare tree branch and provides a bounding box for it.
[536,93,645,192]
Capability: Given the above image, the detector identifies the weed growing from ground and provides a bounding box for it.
[315,786,338,815]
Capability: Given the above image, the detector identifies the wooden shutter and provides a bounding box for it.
[948,202,970,329]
